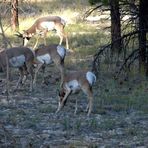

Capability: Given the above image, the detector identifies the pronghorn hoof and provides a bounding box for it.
[67,49,74,53]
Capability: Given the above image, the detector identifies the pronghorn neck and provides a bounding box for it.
[26,23,36,35]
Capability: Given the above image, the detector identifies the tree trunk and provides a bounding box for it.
[11,0,19,31]
[138,0,148,75]
[109,0,122,54]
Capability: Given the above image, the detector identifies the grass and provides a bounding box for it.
[94,72,148,114]
[0,0,147,114]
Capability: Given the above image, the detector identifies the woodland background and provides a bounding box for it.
[0,0,148,147]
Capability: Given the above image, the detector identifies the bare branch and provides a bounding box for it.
[83,4,103,20]
[0,16,12,48]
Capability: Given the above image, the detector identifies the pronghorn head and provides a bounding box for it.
[15,31,32,46]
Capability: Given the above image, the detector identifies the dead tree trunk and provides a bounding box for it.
[109,0,122,54]
[138,0,148,75]
[11,0,19,31]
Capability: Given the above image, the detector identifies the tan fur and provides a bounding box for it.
[56,70,96,116]
[33,44,65,87]
[0,47,34,92]
[17,16,69,49]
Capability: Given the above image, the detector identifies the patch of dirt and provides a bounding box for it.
[0,59,148,147]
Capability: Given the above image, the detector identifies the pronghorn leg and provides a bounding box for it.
[41,65,46,83]
[56,89,71,113]
[87,96,93,116]
[43,30,47,45]
[26,62,34,92]
[43,37,46,45]
[57,31,63,45]
[53,58,64,88]
[61,32,69,50]
[33,36,40,50]
[56,27,69,49]
[85,103,89,113]
[21,65,28,85]
[63,32,69,49]
[22,75,27,85]
[65,35,69,50]
[33,63,43,86]
[74,98,78,115]
[59,35,63,46]
[82,86,93,116]
[14,67,24,91]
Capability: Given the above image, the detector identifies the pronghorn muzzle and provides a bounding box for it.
[15,31,31,46]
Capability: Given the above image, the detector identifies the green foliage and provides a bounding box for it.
[89,0,109,5]
[89,0,100,5]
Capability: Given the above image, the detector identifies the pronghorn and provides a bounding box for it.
[0,47,34,92]
[33,44,66,87]
[56,70,96,116]
[16,16,69,49]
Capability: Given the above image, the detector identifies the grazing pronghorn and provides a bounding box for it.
[56,70,96,116]
[0,47,34,92]
[33,44,66,87]
[16,16,69,49]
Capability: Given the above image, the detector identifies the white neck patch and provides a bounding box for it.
[24,38,29,46]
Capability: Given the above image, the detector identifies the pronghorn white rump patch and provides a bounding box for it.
[9,55,25,68]
[86,71,96,85]
[57,45,66,59]
[37,54,52,64]
[40,22,55,31]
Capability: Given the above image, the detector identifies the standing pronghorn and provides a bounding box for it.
[0,47,34,92]
[33,44,66,87]
[16,16,69,49]
[56,70,96,116]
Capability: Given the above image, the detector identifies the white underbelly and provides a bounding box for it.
[40,22,55,31]
[9,55,25,68]
[68,80,80,93]
[37,54,52,64]
[57,45,66,59]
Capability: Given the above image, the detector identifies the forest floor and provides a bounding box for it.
[0,53,148,148]
[0,1,148,147]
